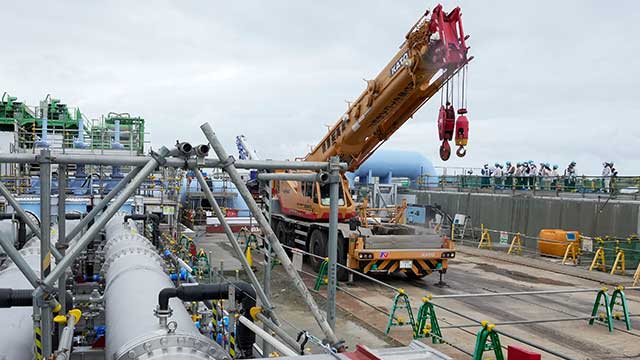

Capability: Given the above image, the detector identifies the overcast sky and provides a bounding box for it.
[2,1,639,175]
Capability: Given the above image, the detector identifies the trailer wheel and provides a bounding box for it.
[276,222,291,255]
[309,229,327,272]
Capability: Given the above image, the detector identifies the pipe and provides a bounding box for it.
[430,288,600,299]
[0,181,43,241]
[256,313,304,354]
[0,288,72,310]
[124,213,160,246]
[157,282,257,356]
[103,216,226,360]
[0,153,348,171]
[201,122,340,346]
[64,167,141,244]
[326,156,340,330]
[237,316,297,356]
[0,240,42,360]
[0,288,32,307]
[38,147,169,293]
[256,172,330,183]
[192,168,277,326]
[54,309,81,360]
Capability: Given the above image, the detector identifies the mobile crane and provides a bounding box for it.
[271,4,471,279]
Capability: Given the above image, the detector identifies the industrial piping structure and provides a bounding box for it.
[102,215,228,360]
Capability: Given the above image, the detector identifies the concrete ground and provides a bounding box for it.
[194,231,393,355]
[195,231,640,359]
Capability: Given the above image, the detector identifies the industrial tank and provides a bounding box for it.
[348,149,437,187]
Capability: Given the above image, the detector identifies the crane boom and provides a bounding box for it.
[305,5,470,172]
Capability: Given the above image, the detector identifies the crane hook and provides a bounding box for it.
[439,140,451,161]
[456,145,466,157]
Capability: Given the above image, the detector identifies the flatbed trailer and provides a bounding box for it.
[271,212,455,280]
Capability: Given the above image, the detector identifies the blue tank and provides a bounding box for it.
[347,149,437,187]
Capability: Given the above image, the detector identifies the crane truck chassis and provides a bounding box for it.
[270,184,455,281]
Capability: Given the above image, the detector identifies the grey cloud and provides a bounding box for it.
[1,1,638,175]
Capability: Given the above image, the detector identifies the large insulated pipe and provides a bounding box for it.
[0,240,42,360]
[102,216,227,360]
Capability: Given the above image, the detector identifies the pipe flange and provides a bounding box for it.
[103,233,152,254]
[101,246,164,275]
[113,332,227,360]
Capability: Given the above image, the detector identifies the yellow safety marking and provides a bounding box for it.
[363,260,376,273]
[562,242,578,265]
[478,225,492,249]
[508,233,523,255]
[42,252,52,270]
[387,261,399,273]
[610,250,625,275]
[633,263,640,286]
[589,248,606,272]
[378,259,392,270]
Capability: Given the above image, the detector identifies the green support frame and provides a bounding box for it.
[610,285,631,330]
[414,296,443,343]
[472,321,504,360]
[589,287,614,332]
[385,289,416,335]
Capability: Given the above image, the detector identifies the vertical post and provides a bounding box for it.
[327,156,340,330]
[192,168,280,326]
[201,122,339,345]
[39,148,53,356]
[262,179,273,356]
[57,164,68,335]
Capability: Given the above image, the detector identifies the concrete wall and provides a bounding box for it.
[415,191,640,239]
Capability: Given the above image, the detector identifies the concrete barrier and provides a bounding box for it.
[414,191,640,240]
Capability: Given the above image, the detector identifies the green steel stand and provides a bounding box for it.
[414,296,443,343]
[610,285,631,330]
[589,288,614,332]
[314,258,328,291]
[385,289,416,335]
[472,321,504,360]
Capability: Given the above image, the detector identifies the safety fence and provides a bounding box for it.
[453,225,640,285]
[231,232,640,360]
[415,174,640,198]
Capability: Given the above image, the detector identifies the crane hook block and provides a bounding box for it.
[454,111,469,158]
[440,140,451,161]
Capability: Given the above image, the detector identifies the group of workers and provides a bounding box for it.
[476,161,618,192]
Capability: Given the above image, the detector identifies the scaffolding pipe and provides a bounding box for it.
[201,122,339,345]
[237,316,297,356]
[64,167,141,244]
[430,288,600,299]
[0,153,346,171]
[192,168,279,326]
[39,148,53,357]
[327,156,340,330]
[256,312,304,354]
[36,147,170,293]
[0,182,43,242]
[257,172,329,183]
[439,315,598,329]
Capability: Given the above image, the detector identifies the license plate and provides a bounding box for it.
[400,260,413,269]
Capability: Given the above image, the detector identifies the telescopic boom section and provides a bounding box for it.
[305,5,470,172]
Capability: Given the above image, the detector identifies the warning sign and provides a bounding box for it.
[500,231,509,245]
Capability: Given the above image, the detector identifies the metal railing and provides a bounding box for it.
[416,174,640,199]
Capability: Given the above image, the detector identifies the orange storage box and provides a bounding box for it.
[537,229,580,257]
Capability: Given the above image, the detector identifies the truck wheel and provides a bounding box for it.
[276,222,291,255]
[309,229,327,272]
